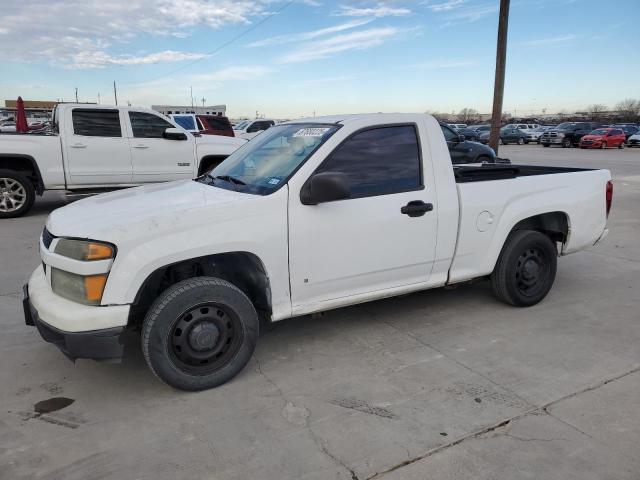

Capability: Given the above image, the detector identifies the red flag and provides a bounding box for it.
[15,96,28,133]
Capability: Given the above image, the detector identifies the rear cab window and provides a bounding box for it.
[72,109,121,137]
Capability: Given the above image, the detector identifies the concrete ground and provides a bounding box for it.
[1,144,639,480]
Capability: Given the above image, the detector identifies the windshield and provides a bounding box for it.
[201,123,339,195]
[556,122,576,130]
[234,121,249,130]
[590,129,608,135]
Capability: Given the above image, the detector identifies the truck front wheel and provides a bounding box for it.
[0,170,35,218]
[141,277,259,391]
[491,230,557,307]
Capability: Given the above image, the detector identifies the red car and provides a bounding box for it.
[196,115,235,137]
[579,128,626,149]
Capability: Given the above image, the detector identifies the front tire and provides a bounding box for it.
[142,277,259,391]
[601,141,607,149]
[0,170,35,218]
[562,138,571,148]
[491,230,557,307]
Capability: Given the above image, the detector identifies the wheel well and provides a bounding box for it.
[512,212,569,243]
[0,154,44,193]
[128,252,271,327]
[198,155,227,176]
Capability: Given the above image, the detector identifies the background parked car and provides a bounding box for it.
[611,124,639,143]
[500,127,529,144]
[457,126,482,141]
[440,123,497,163]
[448,123,467,130]
[579,128,626,149]
[233,119,275,140]
[524,126,550,144]
[169,114,235,137]
[627,130,640,147]
[540,122,602,147]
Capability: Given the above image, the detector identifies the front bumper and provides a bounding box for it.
[24,267,130,361]
[24,283,125,361]
[541,138,564,144]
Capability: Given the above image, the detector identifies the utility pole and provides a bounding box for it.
[97,92,101,104]
[488,0,510,154]
[75,87,78,103]
[113,81,118,105]
[190,86,194,110]
[201,97,206,108]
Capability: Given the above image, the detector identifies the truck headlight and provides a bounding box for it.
[54,239,114,261]
[51,269,108,305]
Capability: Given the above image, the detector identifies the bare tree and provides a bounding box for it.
[587,104,607,120]
[457,108,479,123]
[615,99,640,121]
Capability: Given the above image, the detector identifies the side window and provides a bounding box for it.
[129,112,173,138]
[440,124,458,142]
[247,122,261,133]
[72,109,121,137]
[315,125,421,199]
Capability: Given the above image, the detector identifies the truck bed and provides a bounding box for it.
[453,163,592,183]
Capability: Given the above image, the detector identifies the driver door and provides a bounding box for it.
[288,124,438,310]
[127,111,196,183]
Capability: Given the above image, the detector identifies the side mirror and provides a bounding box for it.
[300,172,351,205]
[163,127,188,140]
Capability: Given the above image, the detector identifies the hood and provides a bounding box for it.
[581,134,603,140]
[46,180,255,243]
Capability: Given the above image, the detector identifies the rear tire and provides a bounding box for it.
[518,138,524,145]
[0,170,36,219]
[601,142,607,149]
[491,230,557,307]
[543,143,550,147]
[619,142,625,149]
[141,277,259,391]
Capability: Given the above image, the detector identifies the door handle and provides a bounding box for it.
[132,145,149,149]
[70,143,86,149]
[401,200,433,217]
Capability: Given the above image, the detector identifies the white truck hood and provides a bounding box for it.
[46,180,255,243]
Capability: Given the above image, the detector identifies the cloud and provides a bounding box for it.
[292,74,357,88]
[68,50,209,69]
[191,65,274,83]
[410,59,477,69]
[521,34,577,46]
[422,0,466,12]
[439,2,498,26]
[0,0,276,68]
[247,19,373,47]
[335,3,411,17]
[279,26,401,63]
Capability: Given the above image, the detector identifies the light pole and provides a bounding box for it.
[489,0,510,155]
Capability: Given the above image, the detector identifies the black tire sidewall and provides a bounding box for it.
[493,230,557,307]
[0,169,35,218]
[142,277,259,391]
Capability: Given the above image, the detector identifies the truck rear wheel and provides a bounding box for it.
[0,170,35,218]
[141,277,259,391]
[491,230,557,307]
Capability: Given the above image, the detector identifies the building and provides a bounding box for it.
[152,104,226,116]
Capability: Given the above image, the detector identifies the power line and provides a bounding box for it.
[125,0,296,85]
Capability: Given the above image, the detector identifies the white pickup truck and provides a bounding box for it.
[0,104,245,218]
[23,113,613,391]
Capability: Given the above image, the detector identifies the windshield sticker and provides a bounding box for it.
[293,127,331,138]
[268,178,281,185]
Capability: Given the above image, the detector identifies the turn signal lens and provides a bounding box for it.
[51,269,108,305]
[55,239,114,261]
[84,275,108,303]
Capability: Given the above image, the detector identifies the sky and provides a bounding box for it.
[0,0,638,118]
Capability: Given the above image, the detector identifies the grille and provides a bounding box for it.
[42,227,55,249]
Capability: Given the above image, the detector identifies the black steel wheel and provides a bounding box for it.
[491,230,557,307]
[169,303,244,375]
[142,277,259,391]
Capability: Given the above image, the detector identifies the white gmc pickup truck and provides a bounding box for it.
[0,104,245,218]
[23,113,613,391]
